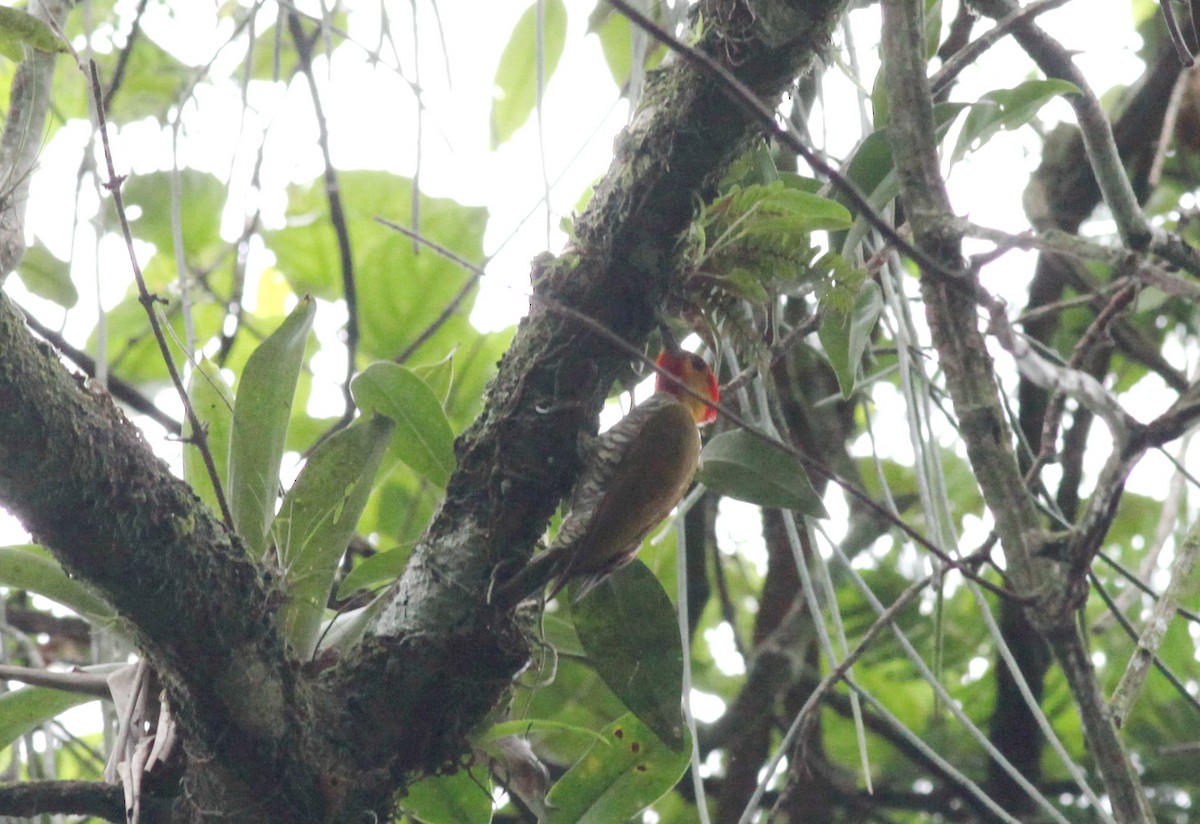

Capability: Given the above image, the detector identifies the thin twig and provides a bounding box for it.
[375,218,482,364]
[101,0,151,110]
[85,60,235,532]
[972,0,1186,276]
[1091,571,1200,720]
[1158,0,1196,67]
[288,12,359,431]
[1097,550,1200,625]
[929,0,1075,97]
[795,575,931,744]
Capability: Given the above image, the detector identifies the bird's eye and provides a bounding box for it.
[689,354,706,371]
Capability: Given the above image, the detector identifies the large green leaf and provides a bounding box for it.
[490,0,567,148]
[121,170,226,256]
[265,172,489,363]
[15,243,76,308]
[398,769,492,824]
[951,79,1080,165]
[839,102,968,257]
[570,561,684,750]
[543,713,691,823]
[273,414,393,657]
[0,686,98,751]
[587,6,665,93]
[228,298,316,555]
[352,362,456,488]
[515,655,627,767]
[697,430,828,517]
[183,357,234,516]
[97,35,185,123]
[335,542,414,599]
[0,545,115,623]
[0,7,64,61]
[819,280,883,398]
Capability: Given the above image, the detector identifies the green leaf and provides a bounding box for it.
[587,5,666,94]
[399,769,492,824]
[0,687,97,750]
[121,170,227,256]
[0,545,116,623]
[265,172,489,364]
[0,7,64,60]
[819,280,883,398]
[840,102,969,257]
[411,350,456,405]
[714,183,853,236]
[589,7,632,92]
[925,0,943,60]
[721,143,780,189]
[570,561,684,750]
[98,35,186,123]
[543,713,691,823]
[951,79,1080,165]
[90,279,227,384]
[490,0,567,148]
[336,542,413,599]
[228,297,316,555]
[15,243,77,308]
[183,358,234,516]
[352,362,456,488]
[273,414,393,657]
[697,430,828,517]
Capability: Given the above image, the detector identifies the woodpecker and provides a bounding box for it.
[497,348,719,607]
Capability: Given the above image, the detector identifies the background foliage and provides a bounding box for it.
[0,0,1198,822]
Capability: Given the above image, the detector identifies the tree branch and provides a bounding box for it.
[882,1,1153,819]
[0,294,341,822]
[329,0,854,787]
[0,780,124,822]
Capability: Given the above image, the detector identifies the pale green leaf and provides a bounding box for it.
[15,244,77,308]
[411,350,456,405]
[0,545,115,623]
[399,769,492,824]
[351,362,456,488]
[183,358,234,516]
[490,0,567,148]
[819,280,883,398]
[0,687,97,750]
[951,79,1080,165]
[0,7,64,60]
[265,172,490,366]
[122,170,227,256]
[274,414,393,657]
[228,297,316,555]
